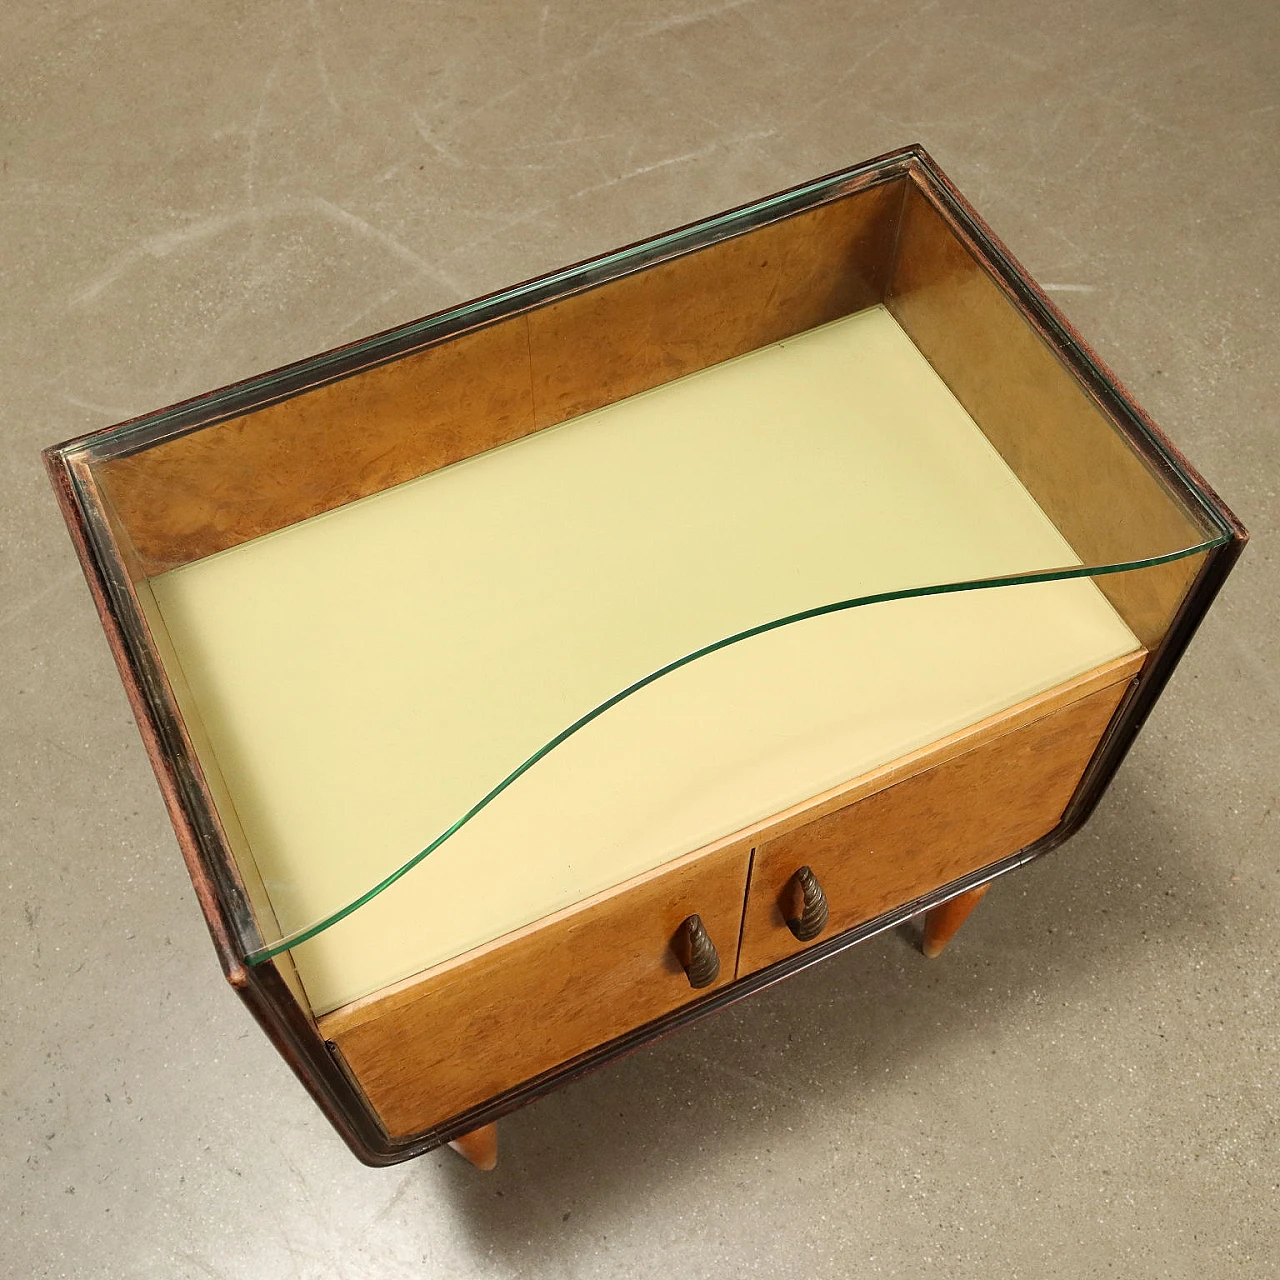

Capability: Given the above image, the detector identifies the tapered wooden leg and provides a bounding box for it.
[448,1122,498,1171]
[922,885,990,958]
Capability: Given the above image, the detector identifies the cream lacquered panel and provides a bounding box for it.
[149,305,1139,1013]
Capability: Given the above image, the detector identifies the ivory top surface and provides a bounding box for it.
[149,304,1139,1013]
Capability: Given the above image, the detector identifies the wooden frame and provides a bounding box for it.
[44,145,1246,1165]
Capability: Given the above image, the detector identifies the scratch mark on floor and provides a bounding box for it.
[69,197,467,308]
[306,0,342,115]
[678,1051,795,1101]
[60,392,137,418]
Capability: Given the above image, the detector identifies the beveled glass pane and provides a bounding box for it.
[64,161,1229,1014]
[135,302,1217,1013]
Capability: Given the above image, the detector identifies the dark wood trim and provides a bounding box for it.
[41,451,253,975]
[1051,535,1245,834]
[44,451,266,968]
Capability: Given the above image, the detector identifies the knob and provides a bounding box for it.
[785,865,829,941]
[674,913,721,988]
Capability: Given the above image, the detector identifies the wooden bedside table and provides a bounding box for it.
[44,145,1245,1167]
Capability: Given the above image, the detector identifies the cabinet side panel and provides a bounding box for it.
[319,843,751,1139]
[529,179,904,426]
[89,179,903,577]
[886,180,1205,650]
[94,316,536,574]
[739,674,1133,975]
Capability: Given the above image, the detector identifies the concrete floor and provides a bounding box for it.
[2,0,1277,1275]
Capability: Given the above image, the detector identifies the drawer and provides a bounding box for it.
[318,841,750,1139]
[737,675,1133,976]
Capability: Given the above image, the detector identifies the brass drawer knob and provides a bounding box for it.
[785,865,829,942]
[674,913,721,989]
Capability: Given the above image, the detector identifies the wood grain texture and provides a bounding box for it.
[527,180,904,426]
[886,179,1207,650]
[921,884,991,958]
[92,180,903,576]
[320,841,750,1139]
[96,317,536,574]
[711,649,1143,861]
[737,674,1134,976]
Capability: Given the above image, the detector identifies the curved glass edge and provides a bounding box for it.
[244,534,1227,965]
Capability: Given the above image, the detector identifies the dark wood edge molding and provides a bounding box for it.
[41,450,253,975]
[1057,535,1246,833]
[235,965,394,1159]
[42,450,266,968]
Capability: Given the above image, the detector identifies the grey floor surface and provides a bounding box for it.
[2,1,1277,1276]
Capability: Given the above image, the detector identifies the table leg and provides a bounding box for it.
[922,885,990,958]
[448,1122,498,1171]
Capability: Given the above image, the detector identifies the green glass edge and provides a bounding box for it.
[245,535,1228,964]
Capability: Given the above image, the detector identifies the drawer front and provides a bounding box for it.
[319,842,750,1139]
[738,676,1132,976]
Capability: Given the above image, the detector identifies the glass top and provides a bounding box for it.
[143,306,1225,1012]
